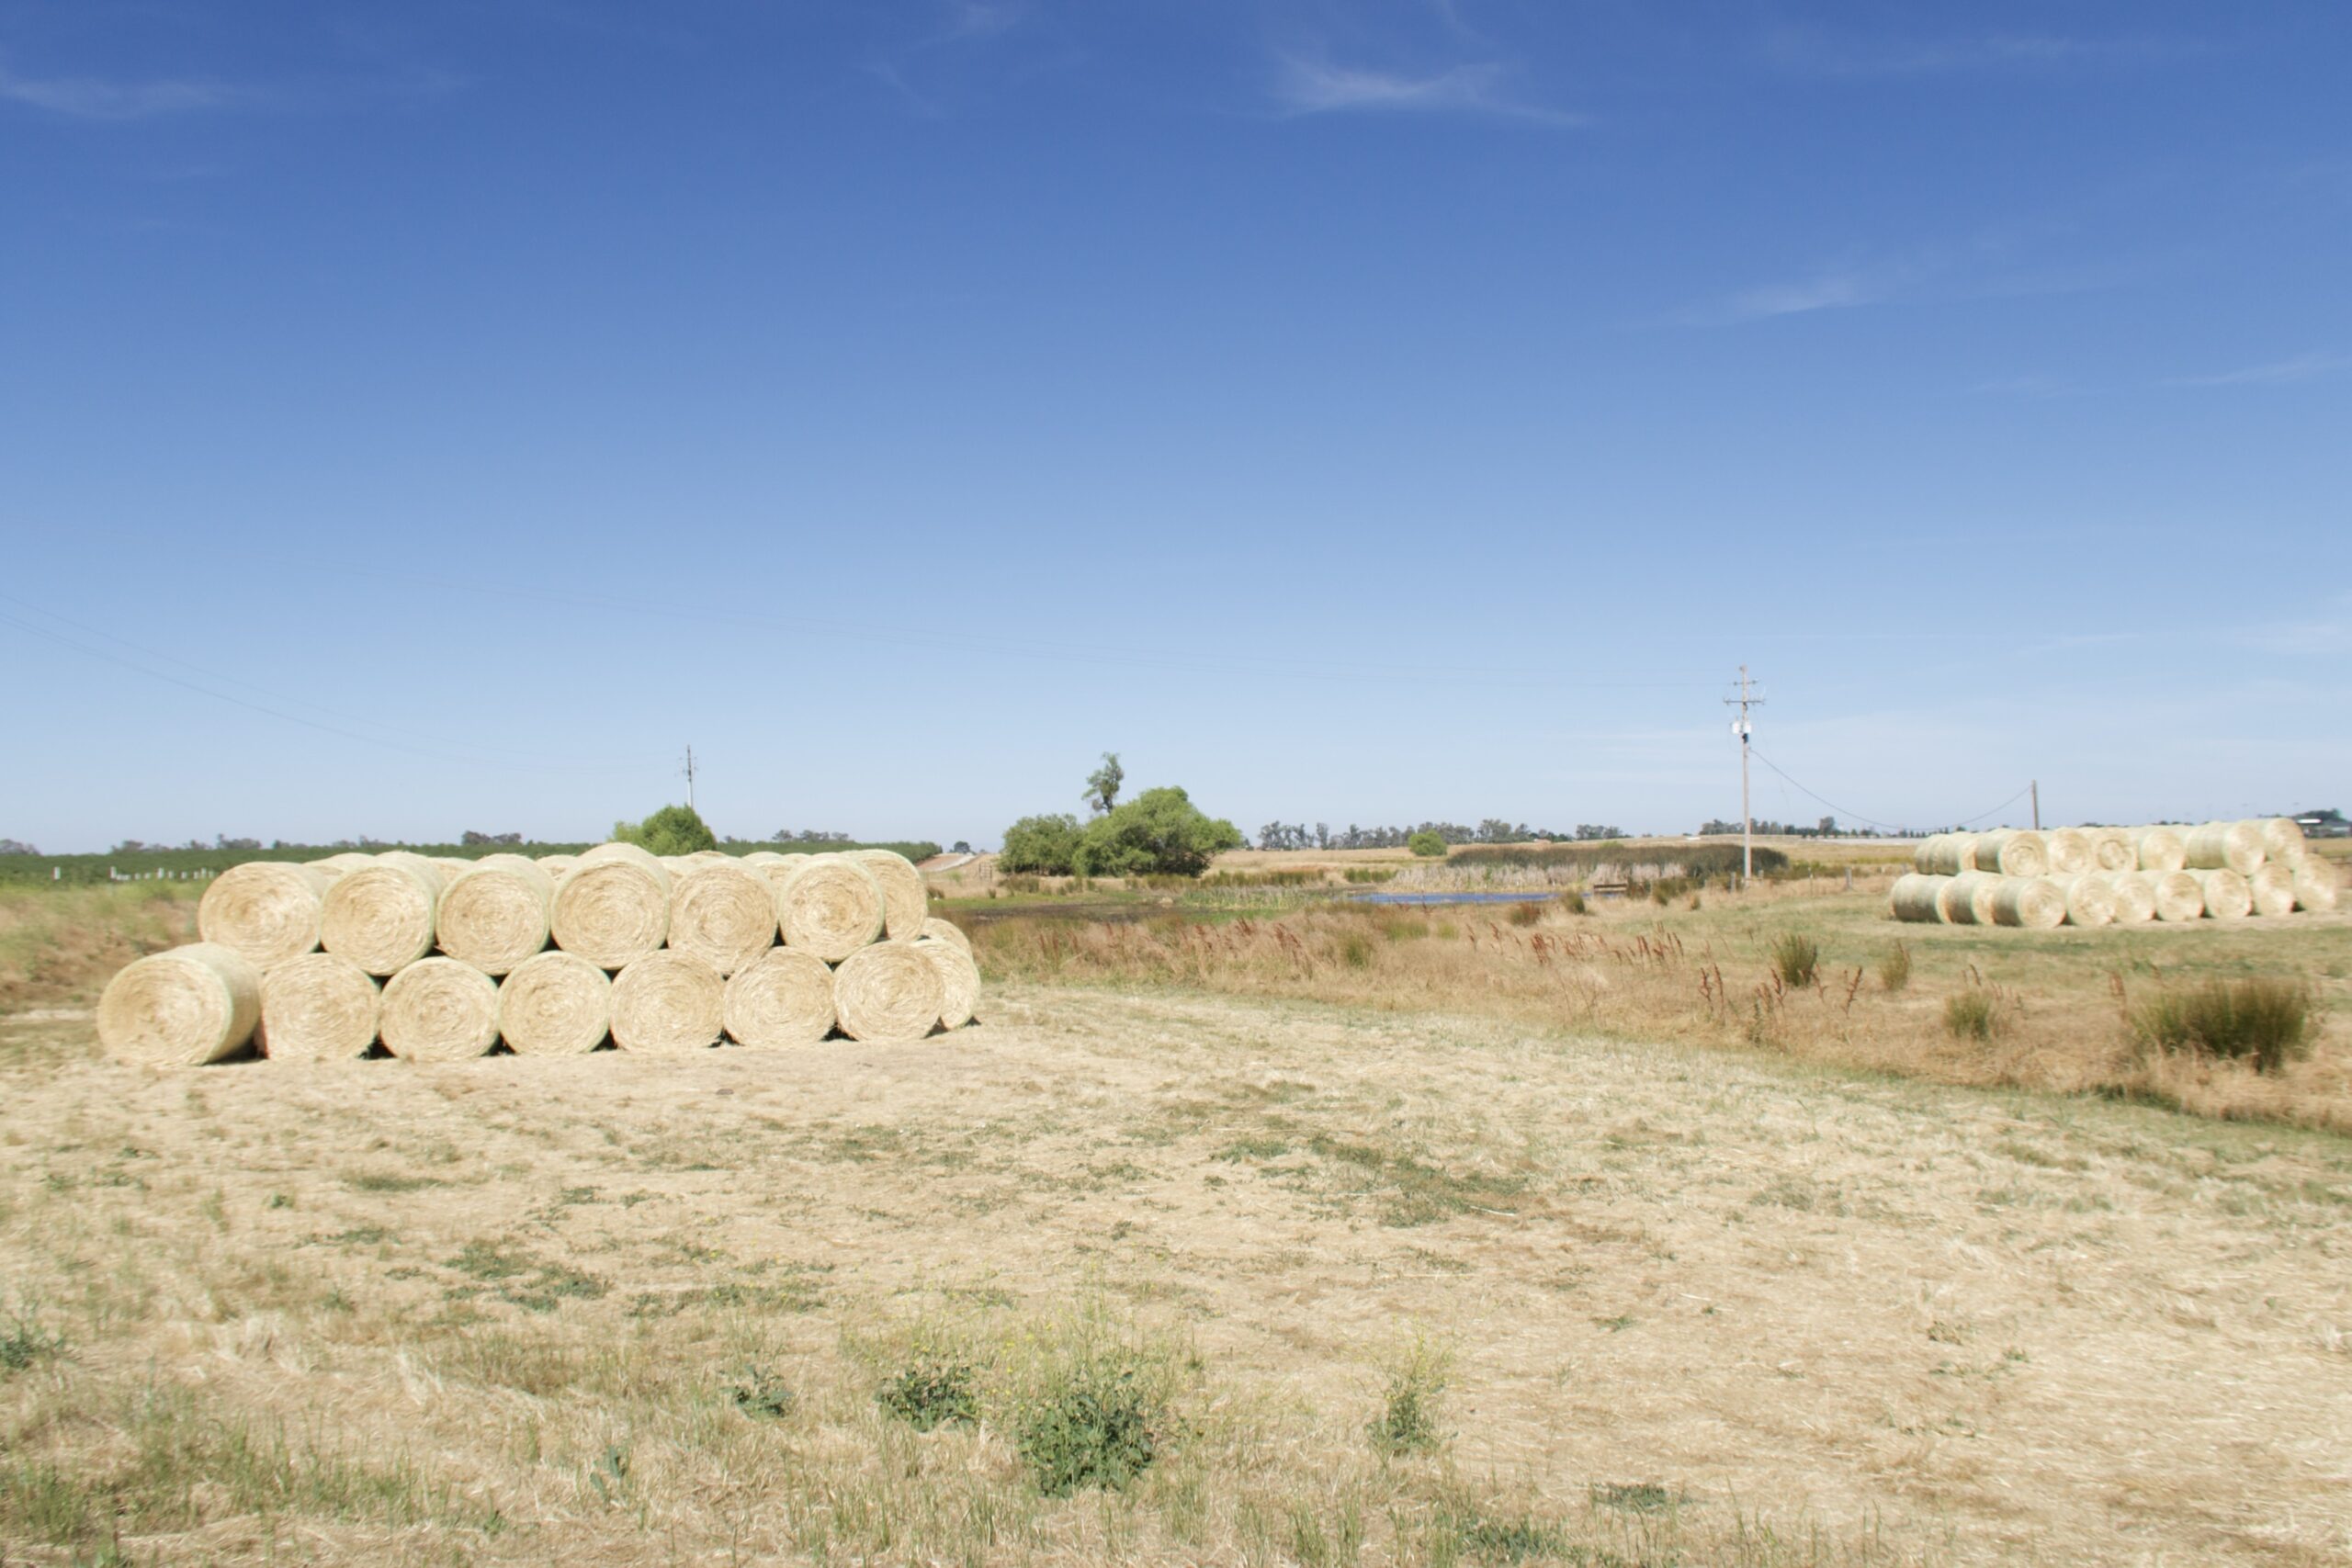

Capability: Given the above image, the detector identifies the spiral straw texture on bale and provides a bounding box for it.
[777,855,886,962]
[497,951,612,1055]
[2291,861,2339,912]
[852,851,929,940]
[198,862,333,968]
[2107,871,2158,925]
[2042,829,2092,877]
[1889,874,1950,923]
[2133,827,2188,872]
[722,947,836,1049]
[2145,869,2204,922]
[1939,871,2002,926]
[666,859,777,976]
[2247,863,2298,919]
[2258,817,2308,865]
[97,943,262,1066]
[918,916,973,953]
[550,849,671,969]
[258,953,380,1061]
[2092,829,2139,874]
[1991,876,2066,930]
[610,951,724,1054]
[2184,821,2264,874]
[435,859,554,976]
[376,852,448,896]
[833,942,945,1043]
[2055,874,2116,928]
[1967,830,2048,878]
[380,957,501,1061]
[1913,834,1973,877]
[322,860,441,976]
[2190,868,2253,920]
[913,936,982,1029]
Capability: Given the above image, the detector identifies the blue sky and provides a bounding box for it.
[3,1,2346,852]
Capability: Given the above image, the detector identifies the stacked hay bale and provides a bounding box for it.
[1892,818,2337,928]
[100,844,983,1066]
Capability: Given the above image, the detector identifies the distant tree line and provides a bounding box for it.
[1697,817,1851,838]
[1254,820,1623,852]
[0,839,36,856]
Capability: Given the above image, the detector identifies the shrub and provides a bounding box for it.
[1506,900,1542,927]
[1877,942,1912,993]
[999,814,1083,875]
[1769,931,1820,987]
[1944,990,2000,1042]
[2132,978,2313,1074]
[1407,830,1447,858]
[1556,890,1587,916]
[1016,1362,1162,1495]
[1070,787,1244,878]
[612,804,717,857]
[877,1356,978,1431]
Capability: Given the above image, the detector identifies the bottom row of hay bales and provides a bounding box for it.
[96,927,981,1067]
[1891,863,2339,929]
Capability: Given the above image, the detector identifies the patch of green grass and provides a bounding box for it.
[444,1242,605,1313]
[1,1301,64,1373]
[1590,1481,1685,1515]
[344,1171,444,1194]
[1307,1134,1521,1227]
[1455,1507,1568,1562]
[1769,931,1820,987]
[1367,1333,1450,1457]
[1944,989,2001,1042]
[1877,941,1912,993]
[2132,978,2315,1073]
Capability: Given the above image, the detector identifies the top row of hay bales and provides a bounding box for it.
[1912,819,2309,880]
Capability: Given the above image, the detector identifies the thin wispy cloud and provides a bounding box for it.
[927,1,1029,47]
[1270,54,1578,126]
[1766,29,2194,80]
[0,56,233,120]
[2162,351,2352,389]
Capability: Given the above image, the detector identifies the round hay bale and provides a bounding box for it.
[2246,863,2297,919]
[2146,869,2204,922]
[435,860,554,976]
[776,854,885,962]
[537,854,579,877]
[1968,830,2047,878]
[914,936,981,1029]
[2292,860,2339,912]
[1939,871,2002,926]
[258,953,379,1061]
[430,856,478,886]
[380,957,500,1061]
[2054,874,2115,928]
[609,951,725,1055]
[685,850,736,866]
[2256,817,2307,866]
[751,852,814,891]
[198,862,332,968]
[918,915,972,953]
[2133,827,2188,873]
[497,951,611,1055]
[722,947,836,1048]
[667,859,777,976]
[321,861,440,976]
[1889,874,1950,923]
[2042,829,2092,877]
[832,942,944,1043]
[741,850,788,868]
[1914,834,1973,876]
[2106,871,2158,924]
[96,942,261,1066]
[2090,829,2138,873]
[376,851,449,897]
[1990,876,2066,929]
[851,851,928,939]
[2190,868,2252,920]
[549,853,672,970]
[578,840,668,875]
[307,852,375,876]
[2184,821,2264,874]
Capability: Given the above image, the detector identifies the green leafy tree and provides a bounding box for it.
[999,814,1083,875]
[612,803,717,857]
[1071,787,1243,877]
[1407,829,1447,858]
[1083,752,1125,817]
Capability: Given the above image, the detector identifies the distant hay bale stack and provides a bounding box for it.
[2184,821,2264,874]
[1939,871,2002,925]
[610,951,725,1054]
[497,951,612,1055]
[2055,874,2116,928]
[2292,860,2340,912]
[549,845,672,969]
[2146,869,2205,923]
[380,957,501,1061]
[2133,827,2188,873]
[2246,863,2297,919]
[198,862,333,968]
[435,859,554,976]
[2256,817,2308,866]
[96,943,261,1066]
[666,859,777,976]
[918,916,972,953]
[2190,868,2253,919]
[258,953,379,1061]
[1914,833,1973,876]
[913,936,981,1029]
[2091,829,2138,873]
[1990,876,2066,930]
[775,854,886,962]
[832,942,945,1043]
[722,948,836,1049]
[320,861,441,976]
[1889,874,1950,923]
[2107,871,2159,925]
[2042,829,2092,877]
[851,850,928,939]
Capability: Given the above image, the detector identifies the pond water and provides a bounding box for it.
[1352,891,1593,907]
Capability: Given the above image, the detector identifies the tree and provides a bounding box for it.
[1000,813,1083,875]
[1071,787,1244,877]
[0,839,36,855]
[613,803,717,857]
[1083,752,1125,817]
[1407,829,1447,858]
[952,840,972,855]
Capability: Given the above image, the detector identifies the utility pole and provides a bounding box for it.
[2030,779,2041,830]
[1724,666,1763,885]
[682,745,697,813]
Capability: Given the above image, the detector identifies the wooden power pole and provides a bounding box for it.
[1724,667,1764,884]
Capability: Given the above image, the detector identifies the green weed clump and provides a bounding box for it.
[1505,901,1543,928]
[1368,1334,1451,1457]
[1555,889,1587,916]
[1,1300,63,1373]
[876,1357,978,1431]
[1338,931,1375,969]
[2132,978,2314,1074]
[1769,931,1820,987]
[1944,989,2000,1041]
[1877,942,1912,993]
[1014,1362,1161,1495]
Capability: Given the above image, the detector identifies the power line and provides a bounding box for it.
[1747,744,2036,836]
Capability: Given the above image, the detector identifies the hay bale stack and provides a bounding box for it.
[2190,868,2253,920]
[2042,829,2092,877]
[1939,871,2002,925]
[435,859,555,976]
[497,951,611,1055]
[2107,871,2159,925]
[2091,829,2138,873]
[1968,830,2047,877]
[198,862,333,968]
[379,957,501,1061]
[2246,864,2297,918]
[1913,834,1973,876]
[2292,861,2340,912]
[852,850,929,939]
[1889,874,1950,923]
[2256,817,2307,866]
[914,936,981,1029]
[2184,821,2264,874]
[2133,827,2188,872]
[1991,876,2066,930]
[776,854,886,962]
[666,859,777,976]
[96,943,261,1066]
[610,951,724,1054]
[321,860,441,976]
[722,948,836,1048]
[833,942,945,1042]
[2054,874,2116,928]
[918,916,972,953]
[2146,869,2205,922]
[258,953,379,1060]
[550,843,672,969]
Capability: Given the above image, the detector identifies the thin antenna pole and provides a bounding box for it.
[1724,666,1764,885]
[2030,779,2040,831]
[683,745,697,813]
